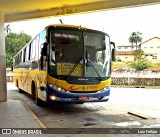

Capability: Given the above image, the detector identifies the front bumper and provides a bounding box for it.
[47,86,110,103]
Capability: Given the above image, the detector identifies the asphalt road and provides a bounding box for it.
[7,83,160,129]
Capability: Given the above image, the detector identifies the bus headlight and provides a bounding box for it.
[57,87,62,91]
[100,86,110,92]
[49,84,67,92]
[50,96,56,100]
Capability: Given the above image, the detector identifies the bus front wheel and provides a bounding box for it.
[35,97,44,106]
[16,80,23,93]
[32,82,44,106]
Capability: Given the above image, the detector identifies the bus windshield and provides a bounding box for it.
[49,29,111,79]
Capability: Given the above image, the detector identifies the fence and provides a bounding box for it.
[6,69,160,86]
[111,77,160,86]
[6,76,160,86]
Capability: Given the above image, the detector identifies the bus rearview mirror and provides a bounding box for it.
[111,42,116,61]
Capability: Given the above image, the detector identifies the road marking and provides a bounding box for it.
[128,112,156,120]
[20,100,46,128]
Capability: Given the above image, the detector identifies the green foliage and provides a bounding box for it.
[128,59,151,70]
[128,49,151,70]
[133,49,144,56]
[116,58,121,62]
[5,32,32,67]
[133,49,144,60]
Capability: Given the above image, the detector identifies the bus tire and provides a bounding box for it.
[17,80,23,93]
[31,82,36,100]
[32,82,44,106]
[36,97,44,106]
[18,88,23,93]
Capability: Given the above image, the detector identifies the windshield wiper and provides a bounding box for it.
[86,59,103,81]
[86,49,102,81]
[66,57,82,79]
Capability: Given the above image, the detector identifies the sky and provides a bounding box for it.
[7,4,160,46]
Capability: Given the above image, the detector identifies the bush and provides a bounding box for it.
[116,58,121,62]
[128,59,151,70]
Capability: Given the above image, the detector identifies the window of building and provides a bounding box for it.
[152,56,157,59]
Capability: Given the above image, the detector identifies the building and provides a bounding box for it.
[116,45,135,62]
[140,37,160,60]
[116,51,135,62]
[116,45,136,52]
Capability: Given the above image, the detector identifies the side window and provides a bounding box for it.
[30,42,33,59]
[38,30,47,70]
[39,55,46,70]
[35,35,40,59]
[28,43,32,60]
[25,45,29,61]
[39,30,46,59]
[34,38,37,58]
[39,30,46,45]
[31,39,36,60]
[39,44,47,71]
[19,51,22,64]
[41,56,47,70]
[31,61,38,70]
[16,55,19,65]
[23,48,26,62]
[14,56,17,66]
[21,51,24,63]
[29,43,32,60]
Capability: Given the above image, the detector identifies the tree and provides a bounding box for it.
[129,32,136,50]
[5,32,32,67]
[4,24,11,34]
[129,32,143,50]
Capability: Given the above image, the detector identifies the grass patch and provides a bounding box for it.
[147,62,160,70]
[112,62,128,70]
[112,61,160,71]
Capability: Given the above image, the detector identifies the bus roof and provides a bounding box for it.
[13,24,107,59]
[45,24,90,30]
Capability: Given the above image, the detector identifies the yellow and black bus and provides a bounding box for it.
[13,24,116,106]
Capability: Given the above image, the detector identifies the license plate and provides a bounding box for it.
[78,96,89,100]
